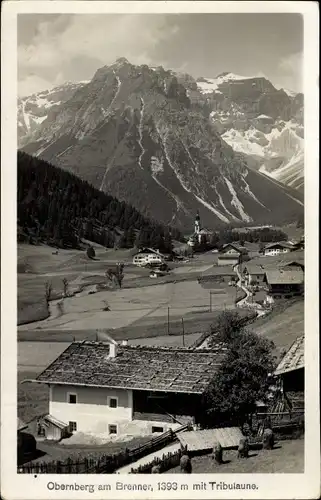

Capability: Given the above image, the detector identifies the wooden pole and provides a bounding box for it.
[181,318,185,347]
[167,307,170,335]
[210,292,212,312]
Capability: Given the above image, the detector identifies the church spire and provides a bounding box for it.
[194,210,201,234]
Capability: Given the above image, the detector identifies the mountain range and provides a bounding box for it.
[18,58,304,230]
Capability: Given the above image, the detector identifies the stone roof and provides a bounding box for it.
[274,336,304,375]
[243,264,266,275]
[178,427,244,451]
[201,265,237,277]
[36,342,227,394]
[264,242,294,250]
[265,269,304,285]
[222,243,247,254]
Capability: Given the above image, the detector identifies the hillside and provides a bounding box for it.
[17,151,181,250]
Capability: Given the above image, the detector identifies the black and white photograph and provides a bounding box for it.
[1,2,319,499]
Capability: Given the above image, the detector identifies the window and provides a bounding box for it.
[67,393,77,404]
[152,426,164,433]
[69,421,77,432]
[108,397,118,408]
[108,424,117,434]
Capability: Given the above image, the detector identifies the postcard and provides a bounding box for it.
[1,1,319,499]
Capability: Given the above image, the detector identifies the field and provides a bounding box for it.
[169,438,304,473]
[18,244,234,334]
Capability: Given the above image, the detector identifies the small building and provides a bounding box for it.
[263,242,294,257]
[217,252,240,267]
[28,341,227,437]
[242,264,266,286]
[274,335,304,398]
[264,269,304,298]
[198,265,237,285]
[132,248,165,266]
[36,414,70,441]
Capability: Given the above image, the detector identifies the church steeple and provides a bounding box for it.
[194,211,201,234]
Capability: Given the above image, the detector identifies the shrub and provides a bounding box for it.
[263,428,274,450]
[212,442,223,464]
[180,454,192,473]
[238,437,249,458]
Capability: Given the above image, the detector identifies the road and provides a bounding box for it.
[234,265,266,317]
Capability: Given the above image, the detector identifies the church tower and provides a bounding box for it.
[194,211,201,234]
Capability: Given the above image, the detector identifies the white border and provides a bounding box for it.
[1,2,319,499]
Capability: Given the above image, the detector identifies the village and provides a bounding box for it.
[17,213,305,475]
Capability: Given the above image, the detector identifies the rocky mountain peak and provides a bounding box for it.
[18,60,303,229]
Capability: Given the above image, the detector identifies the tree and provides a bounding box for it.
[105,263,124,289]
[86,246,96,259]
[208,310,249,345]
[44,281,52,303]
[62,278,69,297]
[202,313,276,428]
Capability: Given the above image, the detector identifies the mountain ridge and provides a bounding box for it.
[19,59,303,230]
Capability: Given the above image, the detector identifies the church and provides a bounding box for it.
[187,212,213,247]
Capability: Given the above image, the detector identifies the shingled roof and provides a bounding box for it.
[243,264,266,275]
[265,269,304,285]
[35,342,227,394]
[274,336,304,375]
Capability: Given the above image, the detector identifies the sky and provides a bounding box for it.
[18,13,303,97]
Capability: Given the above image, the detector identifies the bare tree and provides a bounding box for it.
[62,278,69,297]
[105,263,124,289]
[44,281,52,304]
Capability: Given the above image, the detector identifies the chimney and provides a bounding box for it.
[121,340,128,346]
[109,342,118,358]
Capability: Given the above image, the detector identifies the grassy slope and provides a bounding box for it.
[253,299,304,356]
[169,439,304,473]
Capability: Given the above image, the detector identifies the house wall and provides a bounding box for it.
[218,257,239,266]
[248,273,265,285]
[49,385,189,437]
[50,385,133,434]
[264,248,290,256]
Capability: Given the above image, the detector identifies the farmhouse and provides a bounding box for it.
[29,341,227,437]
[264,269,304,298]
[221,243,248,256]
[217,243,249,266]
[263,242,294,257]
[132,248,165,266]
[274,335,304,404]
[242,264,266,286]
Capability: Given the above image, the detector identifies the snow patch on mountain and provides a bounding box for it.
[194,195,230,223]
[138,97,146,169]
[224,177,252,222]
[150,156,164,175]
[196,72,262,94]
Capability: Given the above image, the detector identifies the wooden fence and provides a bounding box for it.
[18,424,189,474]
[130,448,184,474]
